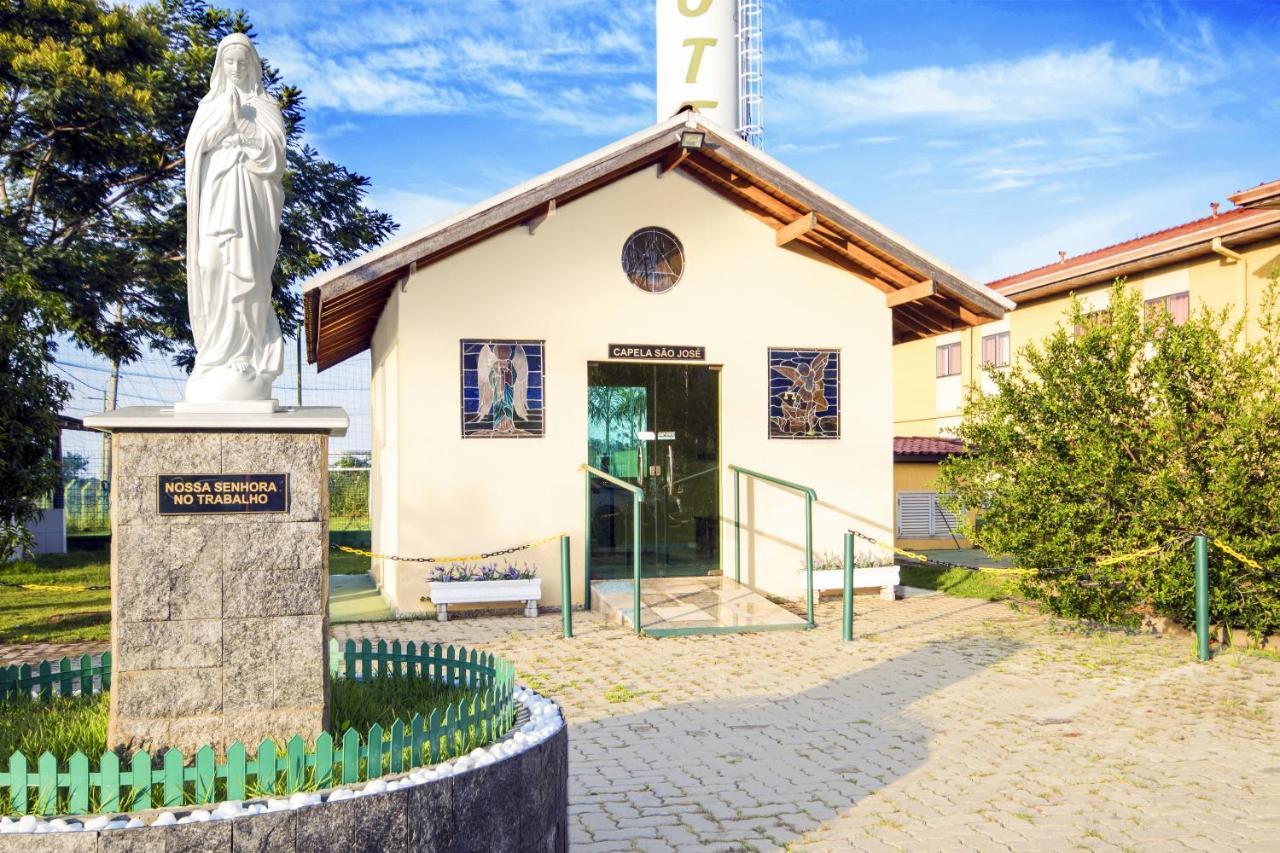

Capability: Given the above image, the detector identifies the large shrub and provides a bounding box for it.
[939,278,1280,637]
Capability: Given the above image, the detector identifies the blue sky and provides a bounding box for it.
[234,0,1280,282]
[63,0,1279,454]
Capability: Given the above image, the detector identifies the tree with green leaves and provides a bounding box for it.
[0,0,394,553]
[0,293,67,560]
[939,278,1280,637]
[1,0,395,366]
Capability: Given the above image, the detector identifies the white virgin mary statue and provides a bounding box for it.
[181,33,285,406]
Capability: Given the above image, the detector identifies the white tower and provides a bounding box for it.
[656,0,739,132]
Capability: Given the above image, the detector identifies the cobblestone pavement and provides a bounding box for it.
[0,639,107,667]
[335,594,1280,852]
[6,593,1278,851]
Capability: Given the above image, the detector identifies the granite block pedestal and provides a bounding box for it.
[85,406,348,753]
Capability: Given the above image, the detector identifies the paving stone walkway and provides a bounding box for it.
[335,593,1280,852]
[5,593,1278,850]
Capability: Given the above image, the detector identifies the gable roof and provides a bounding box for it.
[303,111,1013,370]
[990,183,1280,302]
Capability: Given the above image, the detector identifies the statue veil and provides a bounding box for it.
[181,33,286,406]
[202,33,266,102]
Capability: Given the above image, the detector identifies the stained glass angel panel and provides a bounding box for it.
[461,339,545,438]
[768,348,840,439]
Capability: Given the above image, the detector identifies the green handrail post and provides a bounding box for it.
[582,464,644,635]
[727,464,817,628]
[633,493,643,634]
[842,531,854,642]
[1194,533,1210,661]
[805,492,815,628]
[560,534,572,639]
[583,473,592,610]
[733,467,741,583]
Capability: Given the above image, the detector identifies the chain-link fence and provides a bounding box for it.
[61,425,111,536]
[56,427,371,539]
[328,453,370,532]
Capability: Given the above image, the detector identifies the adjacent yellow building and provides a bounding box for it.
[892,178,1280,547]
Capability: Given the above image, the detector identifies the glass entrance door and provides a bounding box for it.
[587,362,720,578]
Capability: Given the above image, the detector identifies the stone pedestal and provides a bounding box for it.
[85,406,348,753]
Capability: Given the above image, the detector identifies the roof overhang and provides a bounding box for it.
[303,112,1013,370]
[1229,179,1280,209]
[995,209,1280,304]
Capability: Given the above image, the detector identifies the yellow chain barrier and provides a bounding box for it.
[848,530,1037,575]
[334,532,565,564]
[852,529,1191,577]
[1094,541,1170,566]
[1209,535,1268,572]
[0,580,109,593]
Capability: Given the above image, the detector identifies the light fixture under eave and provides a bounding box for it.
[679,129,706,151]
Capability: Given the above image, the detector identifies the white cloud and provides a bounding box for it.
[253,1,654,135]
[769,14,868,68]
[368,188,473,233]
[973,174,1238,281]
[771,44,1194,127]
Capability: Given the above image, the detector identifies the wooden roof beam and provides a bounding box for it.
[886,279,937,308]
[776,212,818,247]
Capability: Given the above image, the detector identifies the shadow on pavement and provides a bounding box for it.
[568,636,1020,850]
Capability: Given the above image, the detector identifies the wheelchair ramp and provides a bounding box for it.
[591,576,809,637]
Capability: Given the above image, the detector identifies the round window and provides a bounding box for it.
[621,227,684,293]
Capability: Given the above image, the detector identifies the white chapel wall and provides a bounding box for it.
[369,286,401,598]
[371,166,895,612]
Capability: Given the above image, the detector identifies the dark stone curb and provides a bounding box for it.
[2,724,568,853]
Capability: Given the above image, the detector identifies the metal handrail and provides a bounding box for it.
[581,464,645,634]
[672,465,719,488]
[729,464,818,628]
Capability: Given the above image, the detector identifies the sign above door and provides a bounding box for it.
[608,344,706,361]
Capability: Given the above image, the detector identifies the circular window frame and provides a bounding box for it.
[620,226,685,294]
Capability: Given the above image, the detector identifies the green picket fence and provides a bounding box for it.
[0,653,112,701]
[0,640,516,817]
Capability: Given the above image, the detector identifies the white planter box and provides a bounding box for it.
[428,578,543,621]
[812,564,901,600]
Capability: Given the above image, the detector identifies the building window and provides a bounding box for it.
[1145,292,1190,326]
[936,342,961,378]
[460,339,545,438]
[768,348,840,439]
[621,227,684,293]
[981,331,1010,369]
[897,492,960,538]
[1073,309,1111,337]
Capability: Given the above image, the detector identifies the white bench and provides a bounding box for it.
[428,578,543,622]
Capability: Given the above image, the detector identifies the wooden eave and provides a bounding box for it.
[305,116,1010,370]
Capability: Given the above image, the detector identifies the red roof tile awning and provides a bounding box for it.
[894,436,965,462]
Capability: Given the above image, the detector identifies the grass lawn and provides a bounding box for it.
[899,563,1021,600]
[0,672,490,814]
[1,545,372,646]
[0,553,111,645]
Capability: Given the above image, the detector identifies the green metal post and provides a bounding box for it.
[733,468,741,583]
[633,492,643,635]
[583,472,592,610]
[1194,534,1210,661]
[842,531,854,642]
[805,494,815,628]
[560,535,572,639]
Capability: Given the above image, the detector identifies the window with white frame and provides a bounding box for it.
[935,342,961,377]
[981,331,1010,369]
[1145,291,1190,326]
[897,492,960,538]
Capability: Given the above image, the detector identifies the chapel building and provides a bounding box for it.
[303,111,1013,620]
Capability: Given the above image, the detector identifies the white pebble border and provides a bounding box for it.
[0,686,561,836]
